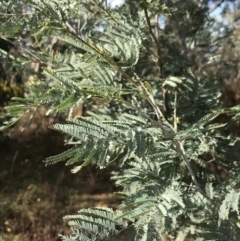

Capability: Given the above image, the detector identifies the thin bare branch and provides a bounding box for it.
[143,5,162,77]
[209,0,225,13]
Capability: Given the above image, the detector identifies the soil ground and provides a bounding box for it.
[0,110,121,241]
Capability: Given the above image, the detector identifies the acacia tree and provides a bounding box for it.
[1,0,240,240]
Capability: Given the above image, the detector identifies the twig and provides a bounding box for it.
[174,141,211,200]
[91,0,120,25]
[170,12,188,61]
[143,5,162,77]
[64,21,139,88]
[141,84,209,199]
[162,87,169,118]
[0,37,55,67]
[209,0,225,13]
[173,91,178,131]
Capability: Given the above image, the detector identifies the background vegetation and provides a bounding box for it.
[1,0,240,240]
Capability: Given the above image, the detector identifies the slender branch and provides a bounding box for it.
[209,0,225,13]
[143,6,170,125]
[141,84,209,199]
[0,12,34,16]
[92,0,120,25]
[162,87,169,118]
[173,91,177,131]
[170,12,189,61]
[174,141,211,200]
[143,5,162,77]
[155,14,160,38]
[65,21,139,88]
[0,37,55,67]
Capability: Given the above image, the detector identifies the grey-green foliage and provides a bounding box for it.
[1,0,240,240]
